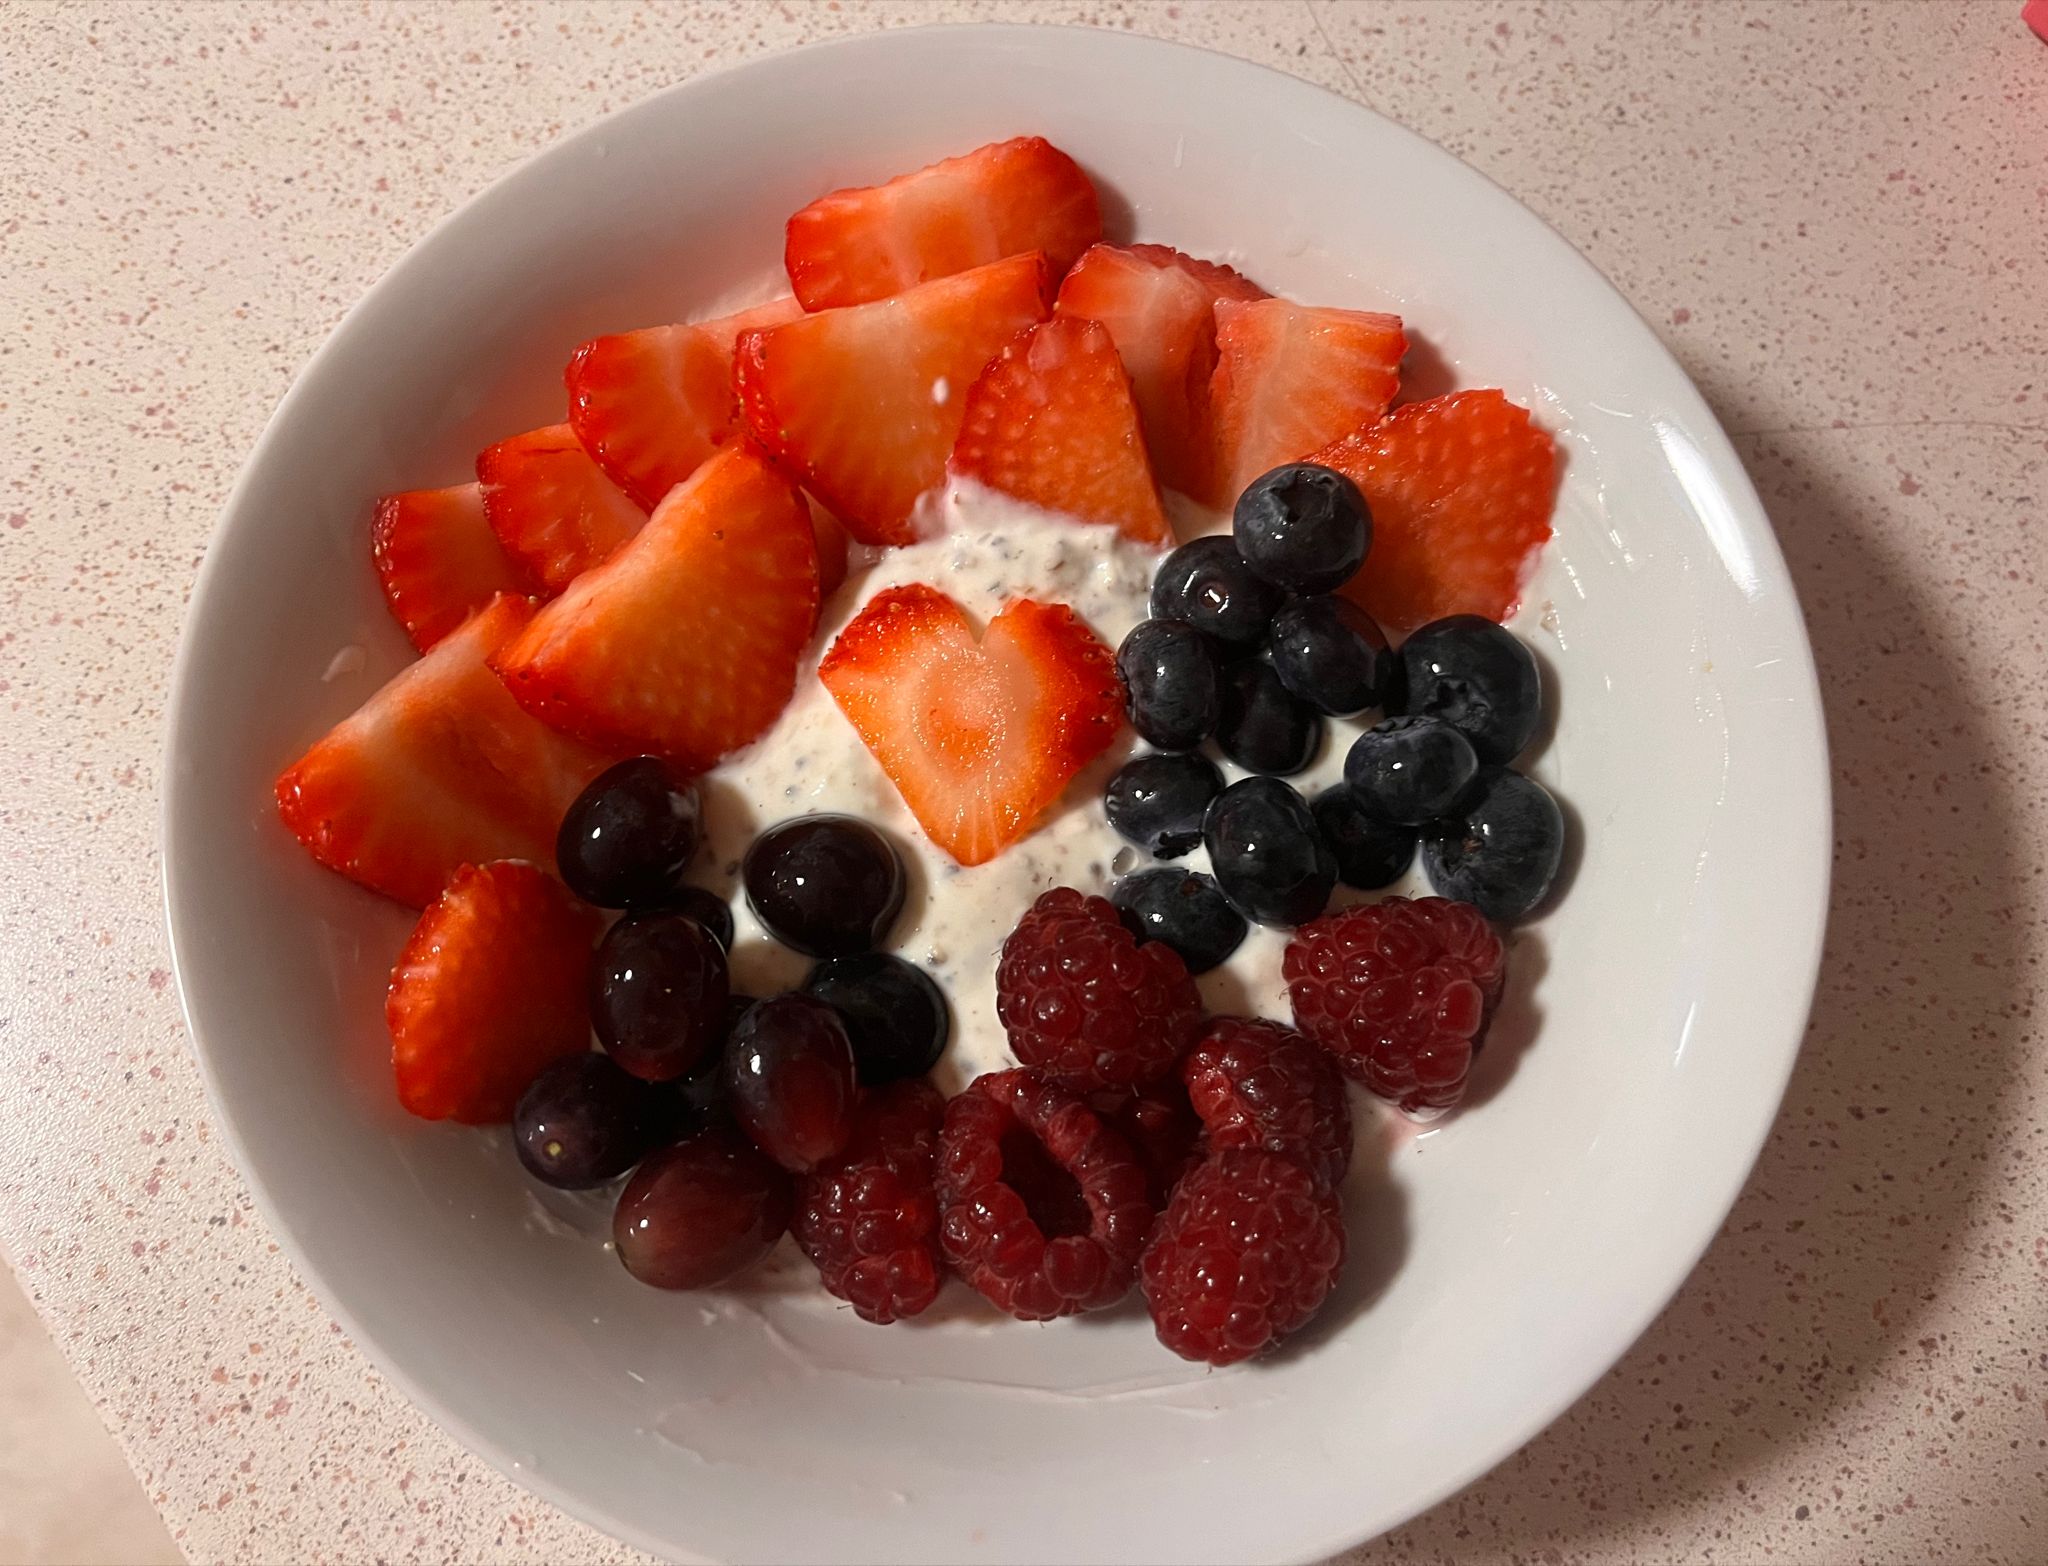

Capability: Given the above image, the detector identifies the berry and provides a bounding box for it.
[950,316,1171,545]
[565,296,803,510]
[1316,389,1556,635]
[274,594,614,908]
[1269,596,1391,717]
[818,586,1121,866]
[1284,895,1507,1114]
[1053,242,1266,494]
[490,447,820,771]
[1216,659,1324,776]
[1203,297,1406,509]
[475,423,647,594]
[1343,715,1479,825]
[590,911,731,1082]
[1311,787,1417,891]
[678,992,754,1121]
[741,815,906,958]
[668,887,735,953]
[1181,1017,1352,1192]
[555,756,703,910]
[793,1079,947,1324]
[1141,1150,1345,1365]
[1092,1078,1203,1211]
[385,862,600,1123]
[935,1069,1152,1320]
[724,994,860,1173]
[513,1053,684,1189]
[995,888,1201,1092]
[1103,750,1223,859]
[613,1128,792,1290]
[736,253,1053,544]
[1396,615,1543,764]
[1115,618,1222,751]
[784,136,1100,311]
[1148,535,1283,646]
[1422,767,1564,923]
[1203,775,1336,928]
[1232,463,1372,595]
[370,482,524,653]
[801,954,950,1085]
[1110,868,1247,976]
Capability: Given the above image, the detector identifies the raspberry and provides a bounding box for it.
[1182,1016,1353,1192]
[995,887,1201,1092]
[1283,895,1506,1116]
[1141,1150,1346,1366]
[935,1069,1153,1320]
[1091,1077,1203,1211]
[793,1079,946,1324]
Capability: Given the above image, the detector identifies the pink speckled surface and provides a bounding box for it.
[1,2,2043,1562]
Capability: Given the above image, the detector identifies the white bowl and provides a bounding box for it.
[163,24,1830,1566]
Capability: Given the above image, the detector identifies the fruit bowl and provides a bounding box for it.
[163,24,1829,1566]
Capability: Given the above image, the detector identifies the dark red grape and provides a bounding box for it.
[556,756,702,909]
[800,953,949,1084]
[741,815,904,957]
[590,912,730,1081]
[725,994,859,1172]
[612,1128,792,1289]
[669,886,735,952]
[513,1054,684,1189]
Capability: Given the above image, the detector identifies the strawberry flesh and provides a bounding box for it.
[274,594,616,908]
[565,296,803,511]
[818,584,1123,866]
[490,446,819,770]
[784,136,1100,310]
[735,253,1052,546]
[370,481,526,652]
[387,861,600,1123]
[1054,243,1266,497]
[476,423,648,593]
[1315,390,1556,635]
[1204,297,1406,508]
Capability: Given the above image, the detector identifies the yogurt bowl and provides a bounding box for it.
[164,24,1829,1565]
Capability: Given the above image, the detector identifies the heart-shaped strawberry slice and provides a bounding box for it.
[819,584,1122,866]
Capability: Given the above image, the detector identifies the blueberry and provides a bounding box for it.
[1149,536,1284,646]
[1104,751,1223,859]
[742,815,905,958]
[1268,596,1392,717]
[1343,715,1480,825]
[801,953,950,1085]
[1202,776,1336,928]
[513,1054,685,1189]
[1422,767,1564,922]
[556,756,702,909]
[668,886,734,952]
[1397,616,1543,764]
[1216,659,1324,776]
[1115,618,1221,750]
[1310,787,1417,890]
[1232,463,1371,594]
[591,912,731,1082]
[1110,868,1247,974]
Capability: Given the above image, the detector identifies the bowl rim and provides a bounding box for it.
[161,21,1832,1564]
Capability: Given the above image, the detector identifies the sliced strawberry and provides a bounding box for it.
[948,317,1171,546]
[370,482,526,652]
[274,595,616,908]
[1204,297,1407,508]
[784,136,1100,310]
[1053,243,1266,496]
[476,424,648,593]
[735,253,1052,546]
[491,446,819,770]
[817,584,1122,866]
[565,296,804,511]
[387,861,600,1123]
[1315,390,1556,635]
[808,498,849,603]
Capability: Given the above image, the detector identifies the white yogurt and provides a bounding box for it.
[698,480,1390,1093]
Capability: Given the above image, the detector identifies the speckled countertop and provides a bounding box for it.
[2,2,2043,1562]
